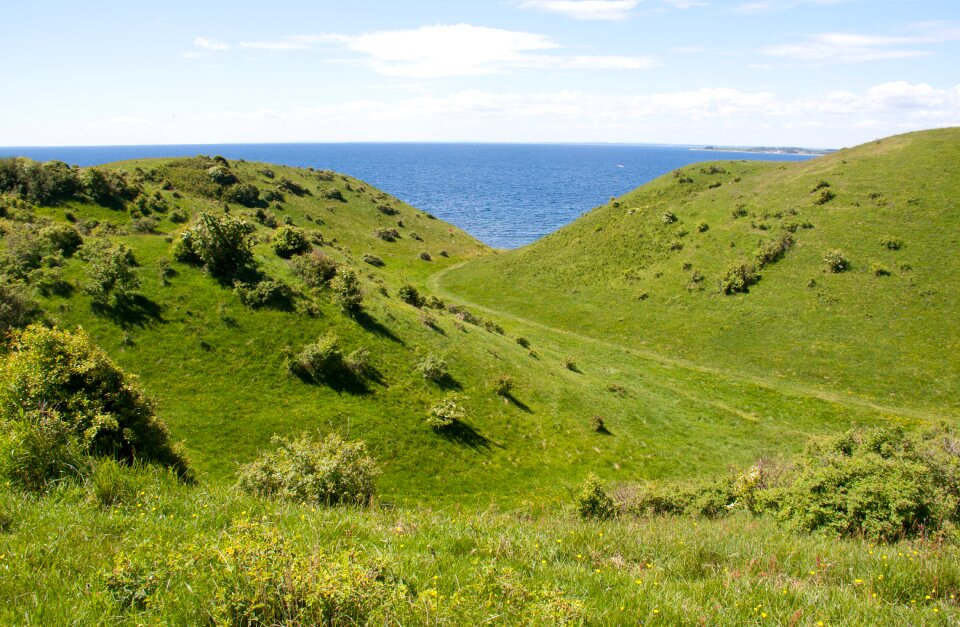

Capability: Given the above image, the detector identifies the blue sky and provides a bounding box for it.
[2,0,958,147]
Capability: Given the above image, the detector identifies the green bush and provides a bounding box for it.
[814,189,835,205]
[174,213,256,278]
[290,251,338,288]
[288,333,346,382]
[233,279,292,309]
[80,240,140,304]
[823,250,850,273]
[492,374,514,397]
[754,232,794,267]
[39,224,83,257]
[661,211,678,224]
[775,426,960,541]
[223,183,260,207]
[417,355,449,384]
[237,432,378,506]
[331,269,363,315]
[718,260,759,294]
[880,236,904,250]
[871,262,892,277]
[575,474,617,520]
[363,253,384,267]
[0,282,41,333]
[322,188,346,202]
[374,228,400,242]
[0,407,89,491]
[397,284,425,307]
[427,394,466,429]
[0,325,190,483]
[271,225,310,258]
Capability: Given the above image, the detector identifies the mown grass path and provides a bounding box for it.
[431,262,954,425]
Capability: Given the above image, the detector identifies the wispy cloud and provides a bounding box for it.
[193,36,230,51]
[519,1,641,20]
[208,25,654,78]
[762,23,960,63]
[732,0,856,15]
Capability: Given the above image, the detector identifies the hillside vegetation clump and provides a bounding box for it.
[0,325,190,488]
[237,432,378,506]
[173,212,256,278]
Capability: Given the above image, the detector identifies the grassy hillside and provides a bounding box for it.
[0,153,891,509]
[441,128,960,417]
[3,138,960,625]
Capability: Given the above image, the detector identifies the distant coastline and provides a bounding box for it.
[693,145,834,156]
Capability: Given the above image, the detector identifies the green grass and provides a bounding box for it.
[441,128,960,417]
[3,133,960,623]
[2,470,958,625]
[3,152,913,507]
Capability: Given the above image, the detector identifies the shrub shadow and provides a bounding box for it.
[355,311,404,344]
[439,421,491,451]
[92,294,165,329]
[503,393,533,414]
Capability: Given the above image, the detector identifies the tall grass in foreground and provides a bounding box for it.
[1,467,957,624]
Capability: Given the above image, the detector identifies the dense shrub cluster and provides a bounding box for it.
[233,279,292,309]
[238,433,378,506]
[80,240,140,304]
[290,251,338,288]
[270,225,310,258]
[331,269,363,315]
[397,284,425,307]
[598,426,960,542]
[773,426,960,540]
[173,213,256,278]
[374,228,400,242]
[427,393,466,429]
[0,325,189,489]
[754,232,794,266]
[718,260,760,294]
[417,354,449,383]
[575,475,617,520]
[823,250,850,273]
[287,333,347,382]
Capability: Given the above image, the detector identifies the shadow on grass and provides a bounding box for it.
[92,294,165,329]
[354,311,404,344]
[291,367,370,395]
[502,393,533,414]
[438,420,491,451]
[435,374,463,391]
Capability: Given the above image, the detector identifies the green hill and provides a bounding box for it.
[3,134,960,624]
[0,152,868,507]
[440,128,960,418]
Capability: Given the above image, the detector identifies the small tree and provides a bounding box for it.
[271,226,310,258]
[174,212,255,278]
[417,355,449,383]
[575,474,617,520]
[81,241,140,304]
[427,394,466,429]
[331,269,363,315]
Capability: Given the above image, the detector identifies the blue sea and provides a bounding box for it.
[0,143,815,249]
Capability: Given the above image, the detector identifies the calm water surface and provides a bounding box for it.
[1,143,815,249]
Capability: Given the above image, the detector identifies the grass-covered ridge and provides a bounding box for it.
[441,128,960,417]
[2,133,960,624]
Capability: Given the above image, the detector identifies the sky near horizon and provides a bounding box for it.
[2,1,958,149]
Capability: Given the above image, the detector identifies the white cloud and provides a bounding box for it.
[520,1,641,20]
[762,23,960,62]
[194,37,230,51]
[41,82,960,148]
[187,24,654,77]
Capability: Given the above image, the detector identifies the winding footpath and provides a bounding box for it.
[429,262,955,425]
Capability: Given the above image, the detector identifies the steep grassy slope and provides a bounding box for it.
[1,155,891,508]
[441,128,960,417]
